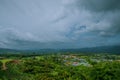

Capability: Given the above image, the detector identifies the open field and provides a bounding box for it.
[0,59,12,63]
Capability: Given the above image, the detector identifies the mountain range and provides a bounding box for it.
[0,45,120,54]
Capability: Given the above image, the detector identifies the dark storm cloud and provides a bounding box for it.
[78,0,120,12]
[70,0,120,36]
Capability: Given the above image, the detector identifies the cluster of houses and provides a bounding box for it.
[61,55,91,67]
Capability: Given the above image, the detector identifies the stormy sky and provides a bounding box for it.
[0,0,120,49]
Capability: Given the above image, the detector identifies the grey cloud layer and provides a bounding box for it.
[62,0,120,37]
[78,0,120,12]
[0,0,120,49]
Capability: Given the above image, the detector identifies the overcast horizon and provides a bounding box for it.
[0,0,120,49]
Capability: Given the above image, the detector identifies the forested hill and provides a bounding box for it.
[60,45,120,54]
[0,48,19,54]
[0,45,120,54]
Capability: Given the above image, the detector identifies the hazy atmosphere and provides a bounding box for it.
[0,0,120,49]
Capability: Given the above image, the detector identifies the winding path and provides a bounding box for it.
[2,63,7,70]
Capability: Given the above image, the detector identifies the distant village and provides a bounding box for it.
[61,54,120,66]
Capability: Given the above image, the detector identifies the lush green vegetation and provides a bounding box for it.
[0,53,120,80]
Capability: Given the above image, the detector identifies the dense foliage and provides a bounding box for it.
[0,53,120,80]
